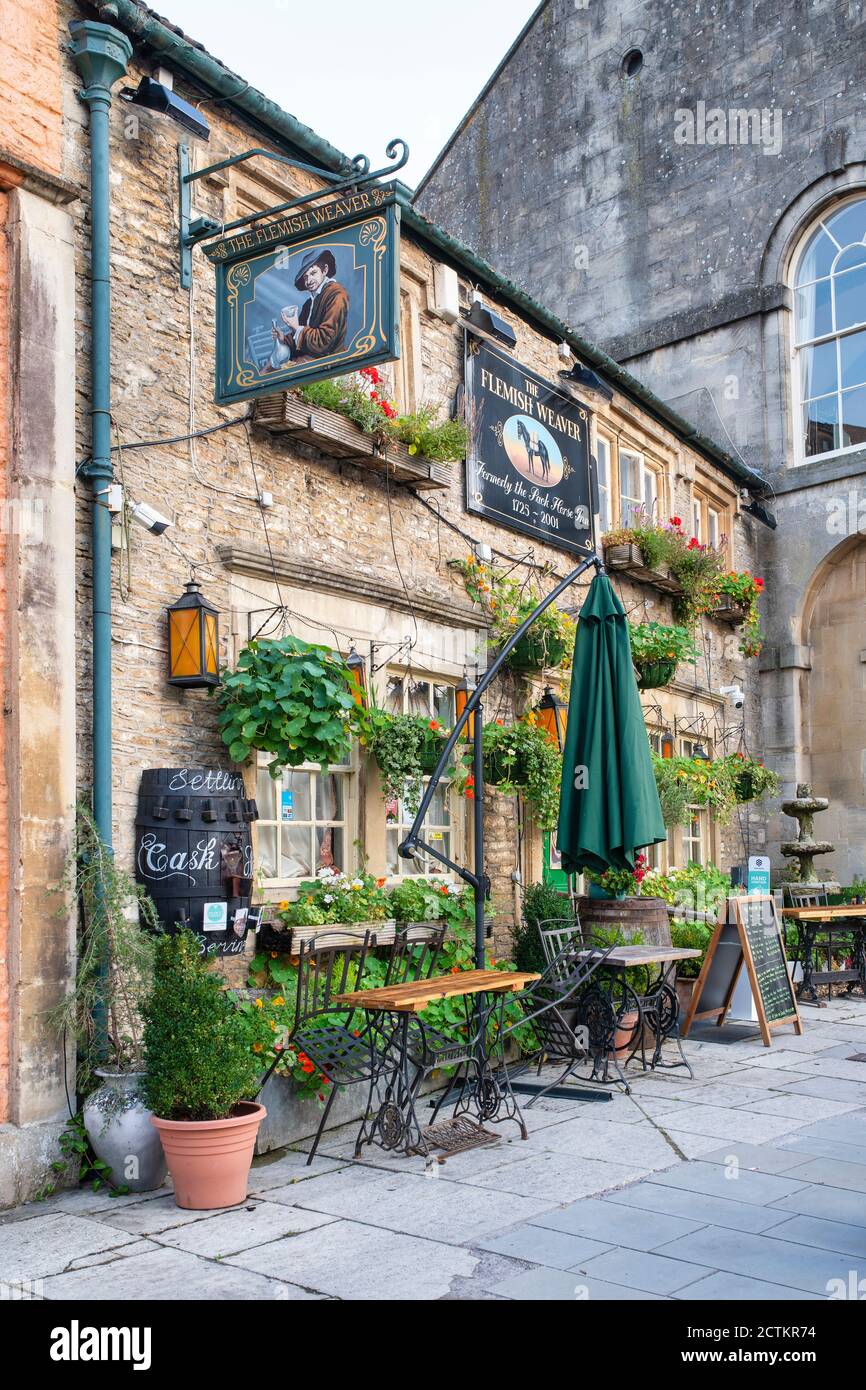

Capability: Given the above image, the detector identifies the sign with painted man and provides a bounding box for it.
[208,186,401,404]
[465,339,595,555]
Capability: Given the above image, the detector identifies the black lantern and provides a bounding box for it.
[345,646,368,708]
[535,685,568,751]
[691,742,711,762]
[455,674,476,741]
[660,729,675,759]
[167,580,220,688]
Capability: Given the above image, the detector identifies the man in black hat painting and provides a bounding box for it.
[269,247,349,364]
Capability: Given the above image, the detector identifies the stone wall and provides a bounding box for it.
[53,1,761,969]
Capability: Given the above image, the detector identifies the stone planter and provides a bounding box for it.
[82,1070,167,1193]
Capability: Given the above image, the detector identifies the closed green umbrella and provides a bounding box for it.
[557,572,665,875]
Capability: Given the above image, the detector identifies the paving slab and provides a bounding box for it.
[41,1243,318,1300]
[655,1224,855,1295]
[529,1115,680,1169]
[654,1130,730,1159]
[81,1194,232,1238]
[681,1270,823,1301]
[0,1212,135,1282]
[474,1225,614,1270]
[647,1104,809,1143]
[653,1083,770,1110]
[768,1212,866,1258]
[491,1265,667,1300]
[697,1141,821,1175]
[227,1218,477,1299]
[773,1076,866,1103]
[793,1057,866,1083]
[577,1244,713,1294]
[651,1159,810,1206]
[774,1154,866,1192]
[602,1181,793,1234]
[739,1093,858,1121]
[266,1166,557,1243]
[247,1151,348,1191]
[777,1133,866,1166]
[152,1201,337,1257]
[768,1182,866,1227]
[531,1196,705,1249]
[3,1186,172,1221]
[710,1066,812,1090]
[66,1239,160,1270]
[457,1150,645,1203]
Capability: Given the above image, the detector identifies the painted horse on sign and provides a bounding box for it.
[516,418,550,480]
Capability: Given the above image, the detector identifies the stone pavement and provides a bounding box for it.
[3,995,866,1301]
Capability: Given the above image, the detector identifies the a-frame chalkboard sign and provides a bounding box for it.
[681,895,802,1046]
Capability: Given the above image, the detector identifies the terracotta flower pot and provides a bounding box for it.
[675,975,697,1017]
[613,1008,641,1060]
[151,1101,266,1210]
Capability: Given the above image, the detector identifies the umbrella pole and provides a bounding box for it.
[473,699,486,971]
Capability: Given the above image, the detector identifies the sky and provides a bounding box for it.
[156,0,539,189]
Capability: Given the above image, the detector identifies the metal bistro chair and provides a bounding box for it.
[784,884,859,1000]
[483,938,618,1109]
[267,929,382,1165]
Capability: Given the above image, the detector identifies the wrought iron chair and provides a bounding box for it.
[260,929,382,1165]
[783,885,860,1000]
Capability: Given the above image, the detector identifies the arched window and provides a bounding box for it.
[792,196,866,462]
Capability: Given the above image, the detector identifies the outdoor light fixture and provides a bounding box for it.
[455,674,476,741]
[122,77,210,141]
[345,646,367,708]
[744,497,778,530]
[559,360,614,404]
[660,730,675,759]
[166,580,220,689]
[691,742,711,762]
[535,685,568,751]
[464,298,517,349]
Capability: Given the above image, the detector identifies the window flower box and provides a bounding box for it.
[252,393,451,491]
[710,594,749,625]
[602,540,682,596]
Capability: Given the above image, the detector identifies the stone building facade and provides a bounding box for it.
[1,0,766,1201]
[418,0,866,884]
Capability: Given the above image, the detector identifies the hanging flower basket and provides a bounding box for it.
[635,658,678,690]
[505,630,569,673]
[418,735,448,774]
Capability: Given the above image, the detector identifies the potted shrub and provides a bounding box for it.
[52,805,166,1195]
[670,920,712,1014]
[584,853,649,899]
[628,621,697,690]
[144,931,265,1210]
[218,634,362,777]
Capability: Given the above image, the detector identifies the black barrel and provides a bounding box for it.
[135,768,258,956]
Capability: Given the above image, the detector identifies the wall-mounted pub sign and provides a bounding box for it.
[206,185,401,405]
[465,340,595,556]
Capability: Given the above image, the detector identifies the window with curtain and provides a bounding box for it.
[383,674,459,877]
[595,434,612,534]
[256,754,355,885]
[793,197,866,461]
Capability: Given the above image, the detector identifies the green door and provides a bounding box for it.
[542,832,569,891]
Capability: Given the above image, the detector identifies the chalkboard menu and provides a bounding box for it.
[682,896,801,1046]
[736,896,798,1024]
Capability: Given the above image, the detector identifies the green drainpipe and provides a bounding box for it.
[69,19,132,854]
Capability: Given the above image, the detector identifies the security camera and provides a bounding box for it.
[129,500,172,535]
[719,684,745,709]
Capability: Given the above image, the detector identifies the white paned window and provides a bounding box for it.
[595,435,612,534]
[256,755,355,886]
[382,674,459,878]
[792,196,866,461]
[619,448,660,525]
[682,807,705,866]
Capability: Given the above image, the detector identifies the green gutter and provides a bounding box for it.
[95,0,352,175]
[97,2,767,494]
[399,190,768,494]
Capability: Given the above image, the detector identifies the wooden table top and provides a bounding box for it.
[334,969,541,1014]
[782,904,866,921]
[580,945,703,966]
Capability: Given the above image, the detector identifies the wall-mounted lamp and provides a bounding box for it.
[463,298,517,349]
[345,646,367,708]
[455,674,476,741]
[559,359,614,405]
[535,685,568,752]
[744,497,777,530]
[121,76,210,141]
[691,742,711,762]
[167,580,220,688]
[660,730,675,759]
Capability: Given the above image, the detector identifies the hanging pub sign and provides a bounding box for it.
[465,339,595,555]
[206,184,401,405]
